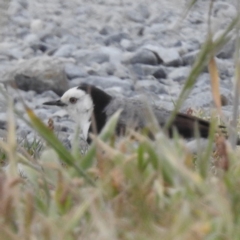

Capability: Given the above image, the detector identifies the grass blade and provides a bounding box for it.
[208,56,222,114]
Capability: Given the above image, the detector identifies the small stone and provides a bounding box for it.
[52,109,68,118]
[120,39,136,51]
[135,80,168,94]
[31,19,44,33]
[53,44,76,58]
[8,48,24,59]
[216,39,235,59]
[39,90,59,99]
[70,76,133,91]
[130,64,160,77]
[126,10,145,23]
[128,49,159,65]
[143,45,182,67]
[99,46,123,65]
[168,67,190,82]
[213,2,237,19]
[99,26,114,35]
[152,68,167,79]
[88,52,109,64]
[64,63,88,79]
[182,50,199,65]
[31,42,49,52]
[104,32,130,46]
[25,33,39,45]
[35,110,48,120]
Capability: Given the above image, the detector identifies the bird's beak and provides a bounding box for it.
[43,99,67,107]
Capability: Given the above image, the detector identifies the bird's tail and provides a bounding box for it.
[170,113,240,145]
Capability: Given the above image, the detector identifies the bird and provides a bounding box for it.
[43,83,232,146]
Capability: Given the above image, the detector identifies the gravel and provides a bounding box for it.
[0,0,237,148]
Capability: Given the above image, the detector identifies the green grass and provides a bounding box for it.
[0,1,240,239]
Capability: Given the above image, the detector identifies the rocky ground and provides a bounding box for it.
[0,0,237,147]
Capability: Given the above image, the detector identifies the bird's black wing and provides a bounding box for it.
[105,96,228,140]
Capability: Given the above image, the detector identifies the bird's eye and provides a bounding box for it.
[69,97,78,104]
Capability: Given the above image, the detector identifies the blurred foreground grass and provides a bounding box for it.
[2,102,240,240]
[1,1,240,240]
[3,106,240,240]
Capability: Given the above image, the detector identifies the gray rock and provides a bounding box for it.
[0,42,24,60]
[25,132,38,144]
[52,109,68,118]
[30,42,49,53]
[182,39,201,53]
[87,52,109,64]
[35,109,48,121]
[126,10,145,23]
[72,49,90,61]
[137,4,150,19]
[213,2,237,19]
[144,23,166,35]
[22,90,36,101]
[182,50,199,65]
[143,45,182,67]
[152,68,167,79]
[25,33,39,45]
[17,127,31,139]
[168,67,190,82]
[2,56,69,96]
[201,58,234,79]
[104,32,130,46]
[181,92,214,110]
[74,49,109,65]
[130,64,157,77]
[58,120,75,131]
[182,78,233,110]
[53,44,77,58]
[113,64,130,79]
[0,129,7,140]
[60,138,71,150]
[64,63,88,79]
[53,124,71,133]
[99,26,114,35]
[30,19,44,33]
[69,76,133,91]
[190,74,211,91]
[155,100,175,111]
[99,46,123,65]
[12,15,30,27]
[130,64,166,78]
[182,88,233,111]
[8,48,25,60]
[215,58,234,79]
[101,62,115,76]
[86,63,109,77]
[0,112,7,123]
[38,90,59,99]
[120,39,137,52]
[135,80,168,95]
[216,39,235,59]
[0,119,6,130]
[105,86,127,96]
[128,49,159,65]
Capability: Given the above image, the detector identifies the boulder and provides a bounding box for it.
[1,56,69,96]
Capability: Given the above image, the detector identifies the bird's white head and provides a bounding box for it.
[44,87,93,140]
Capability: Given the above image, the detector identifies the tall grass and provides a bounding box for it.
[0,1,240,240]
